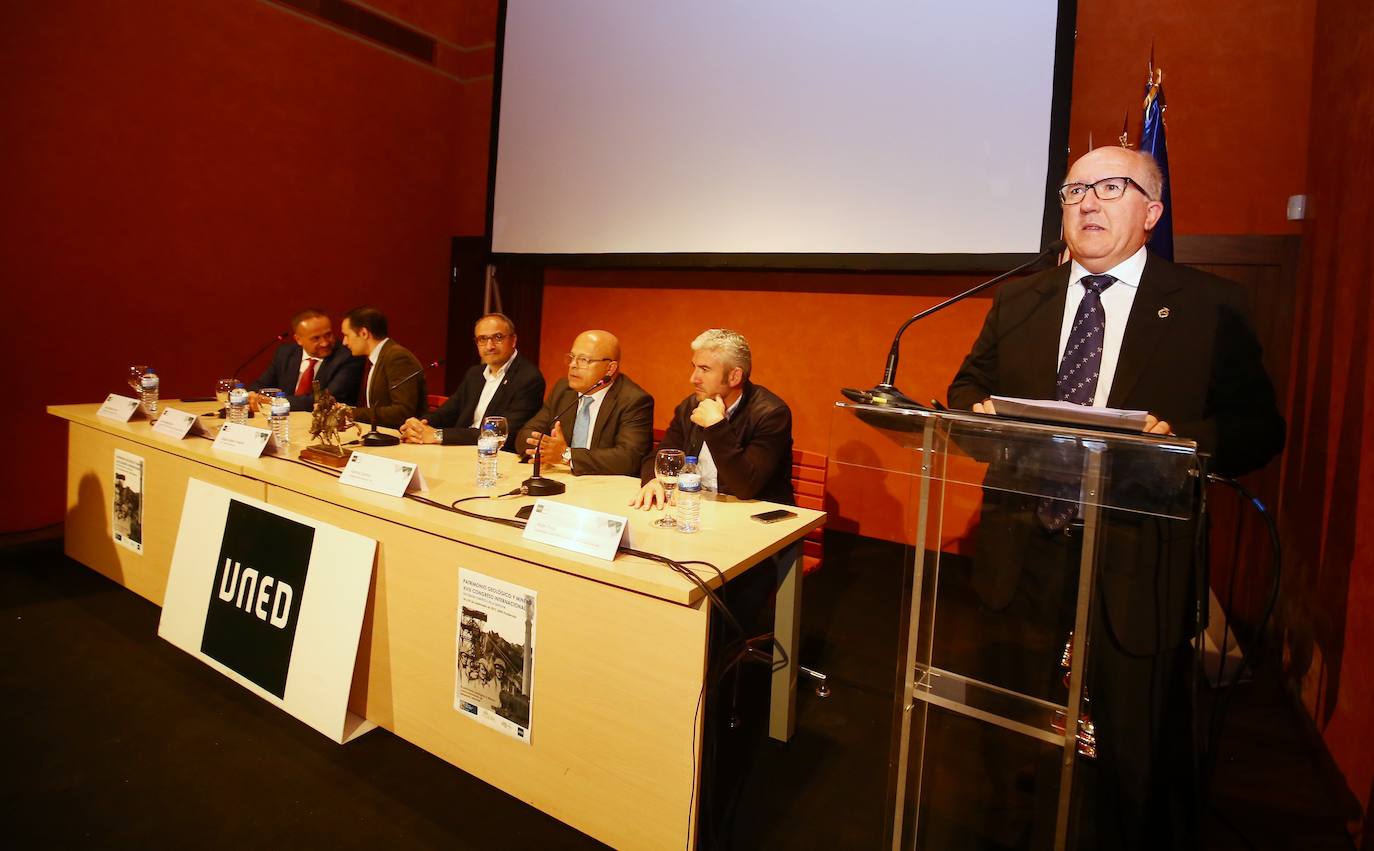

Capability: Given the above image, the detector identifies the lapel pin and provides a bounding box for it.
[1158,307,1170,318]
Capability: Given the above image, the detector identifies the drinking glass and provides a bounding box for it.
[215,378,236,409]
[482,416,509,478]
[653,449,686,528]
[127,365,149,393]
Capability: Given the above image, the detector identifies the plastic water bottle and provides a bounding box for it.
[476,422,500,487]
[227,382,248,425]
[139,368,160,414]
[677,456,701,533]
[269,392,291,448]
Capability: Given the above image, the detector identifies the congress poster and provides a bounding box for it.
[455,569,536,743]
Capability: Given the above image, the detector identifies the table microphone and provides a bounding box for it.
[521,375,610,496]
[362,359,444,447]
[841,239,1066,408]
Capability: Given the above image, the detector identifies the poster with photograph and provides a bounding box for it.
[455,569,536,743]
[112,449,145,554]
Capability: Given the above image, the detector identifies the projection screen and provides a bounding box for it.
[490,1,1075,269]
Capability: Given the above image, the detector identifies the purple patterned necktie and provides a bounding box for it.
[1038,274,1115,530]
[1056,274,1115,405]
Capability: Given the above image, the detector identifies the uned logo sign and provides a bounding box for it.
[200,500,314,698]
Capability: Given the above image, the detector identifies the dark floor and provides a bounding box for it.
[0,531,1357,849]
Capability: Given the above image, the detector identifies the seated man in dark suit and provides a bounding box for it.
[516,330,653,476]
[630,328,793,507]
[340,306,427,428]
[398,313,544,451]
[246,308,362,412]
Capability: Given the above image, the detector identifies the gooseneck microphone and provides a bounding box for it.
[362,359,444,447]
[231,331,291,384]
[521,375,611,497]
[842,240,1067,408]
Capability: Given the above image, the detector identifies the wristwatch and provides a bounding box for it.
[433,428,443,443]
[561,447,572,464]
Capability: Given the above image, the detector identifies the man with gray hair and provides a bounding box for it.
[631,328,793,508]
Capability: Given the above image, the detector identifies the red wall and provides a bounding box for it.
[1279,0,1374,830]
[538,270,993,542]
[12,0,1369,831]
[4,0,496,533]
[1070,0,1314,235]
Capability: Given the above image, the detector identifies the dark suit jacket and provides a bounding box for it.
[424,354,546,452]
[517,374,653,476]
[948,254,1285,655]
[352,339,427,428]
[249,344,362,411]
[639,382,794,505]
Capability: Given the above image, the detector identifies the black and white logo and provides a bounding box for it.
[200,499,314,697]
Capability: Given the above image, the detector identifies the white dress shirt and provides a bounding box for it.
[296,353,320,386]
[696,394,743,494]
[364,338,389,407]
[1058,246,1147,407]
[470,351,519,428]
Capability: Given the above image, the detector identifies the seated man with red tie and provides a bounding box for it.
[247,308,363,412]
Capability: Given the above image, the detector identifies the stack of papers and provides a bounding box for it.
[990,396,1149,432]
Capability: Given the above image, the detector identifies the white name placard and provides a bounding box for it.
[152,407,199,439]
[97,394,143,422]
[339,451,427,497]
[521,499,629,561]
[213,422,274,457]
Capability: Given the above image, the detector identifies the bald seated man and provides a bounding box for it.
[515,330,653,476]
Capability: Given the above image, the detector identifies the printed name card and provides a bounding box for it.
[521,499,630,561]
[152,407,200,440]
[212,422,274,457]
[97,394,143,422]
[338,451,428,497]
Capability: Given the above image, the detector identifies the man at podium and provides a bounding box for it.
[948,146,1285,850]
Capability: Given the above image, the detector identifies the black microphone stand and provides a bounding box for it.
[842,240,1066,408]
[361,359,443,447]
[521,376,610,497]
[523,440,564,496]
[217,330,289,418]
[231,331,291,384]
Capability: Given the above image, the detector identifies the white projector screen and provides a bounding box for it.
[490,1,1073,268]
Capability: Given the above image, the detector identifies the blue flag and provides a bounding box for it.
[1140,68,1173,260]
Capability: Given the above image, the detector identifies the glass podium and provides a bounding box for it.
[830,401,1202,851]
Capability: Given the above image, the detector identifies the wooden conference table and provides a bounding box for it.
[48,400,825,850]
